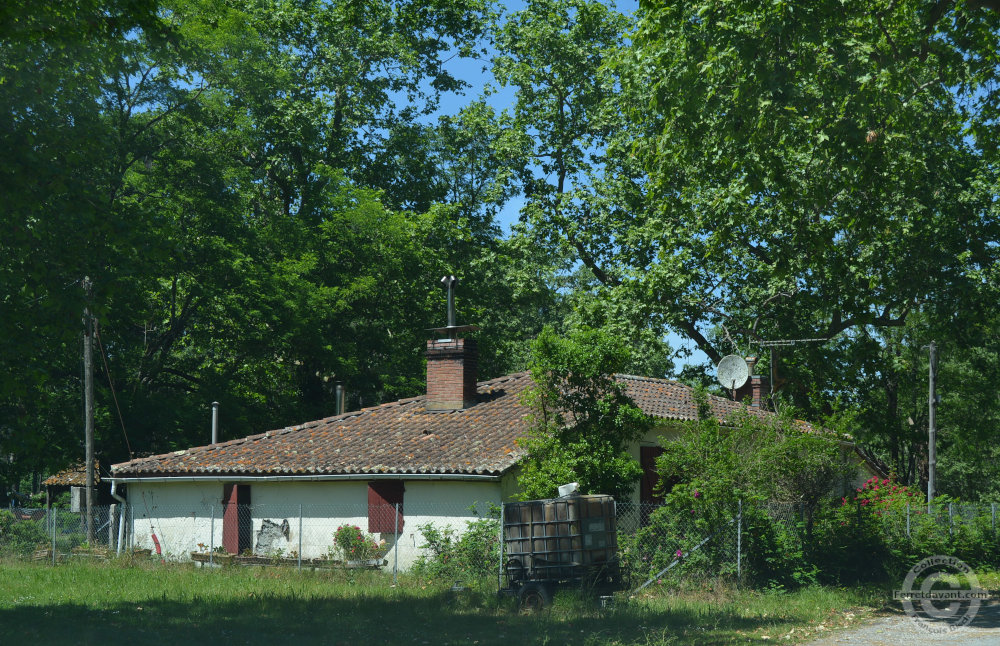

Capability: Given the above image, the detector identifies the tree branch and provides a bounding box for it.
[676,319,722,365]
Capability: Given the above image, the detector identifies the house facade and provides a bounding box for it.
[110,334,869,566]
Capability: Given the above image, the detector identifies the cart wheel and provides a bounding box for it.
[518,583,551,611]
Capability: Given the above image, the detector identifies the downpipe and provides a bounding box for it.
[110,481,127,555]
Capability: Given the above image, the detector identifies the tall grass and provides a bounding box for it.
[0,559,882,645]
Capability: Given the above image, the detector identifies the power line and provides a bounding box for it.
[20,278,83,306]
[94,320,134,460]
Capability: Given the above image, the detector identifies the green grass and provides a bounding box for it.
[0,559,883,645]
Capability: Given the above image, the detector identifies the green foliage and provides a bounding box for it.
[516,326,652,500]
[636,406,859,586]
[0,0,569,497]
[0,511,47,556]
[617,0,1000,500]
[657,403,857,519]
[332,525,385,562]
[411,504,500,581]
[489,0,1000,504]
[811,478,1000,583]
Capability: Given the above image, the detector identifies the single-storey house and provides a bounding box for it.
[110,333,872,566]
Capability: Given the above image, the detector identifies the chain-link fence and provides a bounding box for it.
[617,499,1000,589]
[0,506,117,564]
[0,502,501,577]
[3,499,998,589]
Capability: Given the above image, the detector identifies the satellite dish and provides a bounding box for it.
[716,355,749,390]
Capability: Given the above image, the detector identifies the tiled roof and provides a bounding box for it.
[111,372,807,478]
[617,374,768,422]
[43,462,101,486]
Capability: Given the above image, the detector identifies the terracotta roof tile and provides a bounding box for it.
[111,372,806,478]
[43,462,101,486]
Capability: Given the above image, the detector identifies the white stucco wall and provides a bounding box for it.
[124,478,505,569]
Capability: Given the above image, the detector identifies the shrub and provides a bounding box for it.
[332,525,385,561]
[810,477,1000,583]
[0,510,47,556]
[412,504,500,581]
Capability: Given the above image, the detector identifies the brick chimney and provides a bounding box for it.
[425,275,478,410]
[426,337,478,410]
[734,356,770,409]
[749,374,770,409]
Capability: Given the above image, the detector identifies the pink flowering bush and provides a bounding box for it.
[333,525,385,561]
[816,476,1000,580]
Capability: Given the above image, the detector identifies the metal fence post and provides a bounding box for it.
[209,505,215,566]
[736,499,742,584]
[109,504,116,550]
[51,508,57,566]
[393,502,399,585]
[298,504,303,572]
[992,503,996,536]
[498,502,505,592]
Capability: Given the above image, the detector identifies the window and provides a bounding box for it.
[368,481,404,533]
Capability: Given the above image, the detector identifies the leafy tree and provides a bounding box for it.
[0,0,574,500]
[624,0,1000,363]
[516,326,652,500]
[490,0,675,373]
[493,0,1000,498]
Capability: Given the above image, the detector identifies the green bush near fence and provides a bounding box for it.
[412,504,501,582]
[0,510,47,556]
[808,477,1000,583]
[621,478,1000,589]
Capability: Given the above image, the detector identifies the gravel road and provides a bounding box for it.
[805,602,1000,645]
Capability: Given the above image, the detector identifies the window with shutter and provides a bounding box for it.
[222,483,252,554]
[368,481,404,533]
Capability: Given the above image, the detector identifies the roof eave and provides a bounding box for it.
[108,472,505,484]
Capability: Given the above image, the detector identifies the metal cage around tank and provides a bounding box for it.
[501,494,620,599]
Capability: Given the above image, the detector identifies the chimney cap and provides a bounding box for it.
[427,324,479,337]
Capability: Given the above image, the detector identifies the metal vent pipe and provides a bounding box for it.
[335,383,345,415]
[211,401,220,445]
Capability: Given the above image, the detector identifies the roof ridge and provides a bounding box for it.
[478,371,530,387]
[614,373,683,386]
[616,372,770,409]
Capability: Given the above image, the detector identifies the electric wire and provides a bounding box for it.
[94,320,134,460]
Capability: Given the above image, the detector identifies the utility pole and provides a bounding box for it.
[927,341,937,514]
[83,277,95,546]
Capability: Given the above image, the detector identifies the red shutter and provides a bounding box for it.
[222,484,251,554]
[368,481,404,533]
